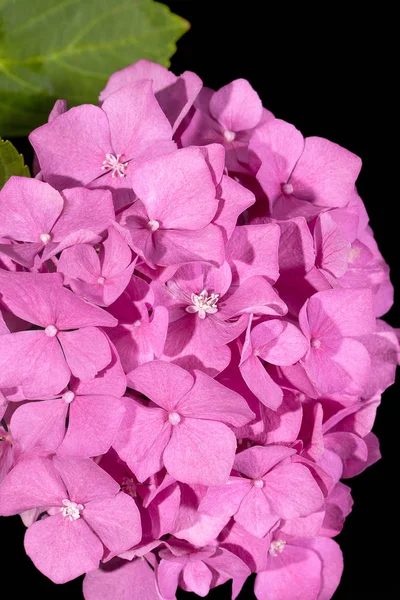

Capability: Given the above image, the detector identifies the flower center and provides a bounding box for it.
[223,129,236,143]
[147,219,160,232]
[168,412,181,425]
[310,338,321,349]
[97,276,105,285]
[269,539,286,556]
[281,182,294,195]
[62,391,75,404]
[253,479,265,488]
[40,233,52,245]
[61,499,84,521]
[101,153,128,178]
[44,325,58,337]
[186,289,220,319]
[121,477,137,498]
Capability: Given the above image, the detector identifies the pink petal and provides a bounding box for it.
[57,394,125,458]
[53,456,120,504]
[220,276,287,319]
[209,79,263,131]
[0,271,62,326]
[58,243,101,284]
[314,212,350,278]
[213,175,255,243]
[157,559,183,599]
[29,104,112,188]
[59,327,112,381]
[298,537,343,600]
[72,342,127,397]
[226,224,280,284]
[290,136,362,208]
[127,360,193,411]
[10,399,67,453]
[276,217,315,274]
[254,544,322,600]
[199,477,251,518]
[112,398,171,482]
[172,483,230,547]
[234,445,296,479]
[182,561,213,597]
[164,418,237,486]
[0,331,70,399]
[305,288,376,338]
[84,491,141,553]
[24,513,103,583]
[0,457,66,515]
[102,80,172,159]
[251,319,309,365]
[240,353,283,409]
[251,119,304,206]
[264,463,324,519]
[83,557,159,600]
[131,147,217,230]
[51,187,115,242]
[0,177,63,242]
[150,225,225,268]
[176,369,254,427]
[235,486,279,538]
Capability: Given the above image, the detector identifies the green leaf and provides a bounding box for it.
[0,0,189,137]
[0,137,30,188]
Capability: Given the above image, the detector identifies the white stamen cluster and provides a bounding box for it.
[269,539,287,556]
[101,153,128,178]
[186,289,219,319]
[60,499,84,521]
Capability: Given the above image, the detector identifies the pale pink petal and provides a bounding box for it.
[59,327,112,381]
[226,224,280,284]
[251,319,309,365]
[24,513,103,584]
[199,477,251,518]
[102,80,173,159]
[182,561,213,597]
[53,456,120,504]
[298,537,343,600]
[290,136,362,208]
[57,395,125,458]
[0,457,66,515]
[52,187,115,242]
[209,79,263,131]
[234,446,296,480]
[176,369,254,427]
[0,331,70,399]
[157,559,183,599]
[254,544,322,600]
[10,399,67,453]
[130,147,217,230]
[164,418,236,486]
[264,464,324,519]
[314,212,350,278]
[84,491,141,553]
[0,177,63,242]
[150,224,225,268]
[240,353,283,409]
[83,558,159,600]
[127,360,193,411]
[29,104,112,188]
[251,119,304,206]
[112,398,171,482]
[235,486,278,538]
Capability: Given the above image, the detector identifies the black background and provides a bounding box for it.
[2,3,398,598]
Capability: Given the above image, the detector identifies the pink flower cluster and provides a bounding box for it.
[0,60,398,599]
